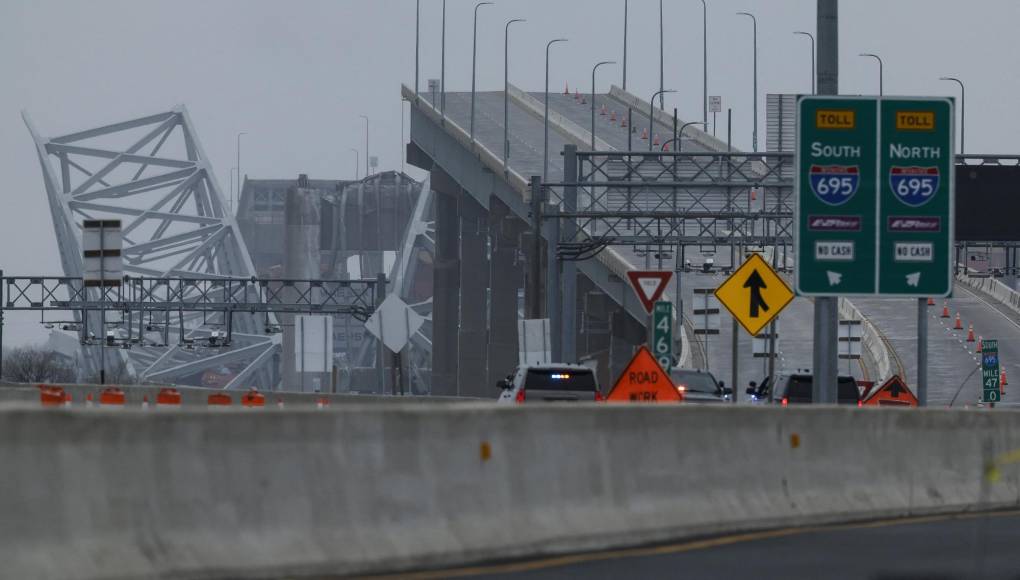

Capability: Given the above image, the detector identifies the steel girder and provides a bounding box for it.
[24,106,279,389]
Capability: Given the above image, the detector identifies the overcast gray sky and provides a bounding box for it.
[1,0,1017,342]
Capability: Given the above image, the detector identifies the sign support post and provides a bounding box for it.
[917,299,928,406]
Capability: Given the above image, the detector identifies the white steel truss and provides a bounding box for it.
[24,106,279,388]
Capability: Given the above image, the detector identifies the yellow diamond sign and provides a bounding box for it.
[714,253,794,336]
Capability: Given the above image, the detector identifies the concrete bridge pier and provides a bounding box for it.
[487,196,525,391]
[431,167,461,396]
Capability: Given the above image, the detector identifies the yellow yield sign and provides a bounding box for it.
[714,253,794,336]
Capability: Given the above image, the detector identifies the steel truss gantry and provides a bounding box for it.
[542,150,793,260]
[23,107,279,388]
[0,274,381,387]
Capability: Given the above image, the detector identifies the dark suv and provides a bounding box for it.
[747,374,861,405]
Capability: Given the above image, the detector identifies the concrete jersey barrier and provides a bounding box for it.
[3,403,1020,579]
[958,273,1020,314]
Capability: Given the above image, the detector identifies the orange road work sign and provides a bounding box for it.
[606,345,682,402]
[863,375,918,407]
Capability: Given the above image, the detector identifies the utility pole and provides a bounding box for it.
[813,0,839,404]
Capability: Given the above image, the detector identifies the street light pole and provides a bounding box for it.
[659,0,665,111]
[622,0,628,90]
[234,131,246,214]
[349,148,360,180]
[359,115,369,178]
[471,2,494,142]
[648,89,676,151]
[441,0,447,121]
[793,31,816,95]
[939,76,965,153]
[860,53,883,96]
[415,0,420,97]
[503,19,526,174]
[544,38,568,183]
[701,0,708,127]
[678,121,706,152]
[591,61,615,150]
[736,12,758,152]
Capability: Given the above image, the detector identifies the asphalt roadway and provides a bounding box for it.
[372,511,1020,580]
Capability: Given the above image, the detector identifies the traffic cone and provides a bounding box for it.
[86,392,94,408]
[600,104,607,116]
[1002,369,1008,388]
[574,89,580,101]
[276,397,285,409]
[954,312,963,330]
[941,302,950,318]
[610,110,617,123]
[141,395,150,410]
[662,142,670,151]
[966,324,975,342]
[977,336,983,352]
[927,297,935,306]
[621,115,627,128]
[563,82,569,95]
[64,392,72,408]
[653,133,660,146]
[751,188,758,201]
[640,128,648,140]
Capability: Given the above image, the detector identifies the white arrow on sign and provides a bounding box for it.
[827,271,843,286]
[906,272,921,287]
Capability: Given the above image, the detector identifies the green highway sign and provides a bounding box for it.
[982,339,1001,404]
[795,96,954,297]
[879,99,954,295]
[652,301,673,370]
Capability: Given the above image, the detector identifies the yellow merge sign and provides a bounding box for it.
[714,253,794,336]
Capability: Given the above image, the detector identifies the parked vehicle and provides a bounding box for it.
[496,364,602,404]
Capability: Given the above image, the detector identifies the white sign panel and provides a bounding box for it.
[752,322,780,358]
[692,289,721,335]
[838,319,863,359]
[518,318,551,365]
[364,294,426,353]
[82,219,123,286]
[709,95,722,113]
[295,315,334,373]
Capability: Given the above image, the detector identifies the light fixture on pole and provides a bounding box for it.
[677,121,706,152]
[648,89,676,151]
[793,31,815,95]
[503,18,526,173]
[470,1,494,142]
[939,76,965,153]
[859,53,883,96]
[736,11,758,152]
[544,38,568,183]
[591,60,616,151]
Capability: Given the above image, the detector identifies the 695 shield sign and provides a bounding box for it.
[889,166,939,207]
[809,165,859,206]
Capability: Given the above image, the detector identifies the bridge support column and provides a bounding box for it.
[431,168,461,396]
[457,194,489,397]
[488,196,524,389]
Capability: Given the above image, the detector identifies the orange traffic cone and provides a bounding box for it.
[977,336,983,352]
[621,115,628,127]
[927,297,935,306]
[662,142,670,151]
[610,110,617,123]
[563,82,569,95]
[954,312,963,330]
[941,302,950,318]
[64,392,72,408]
[86,392,94,408]
[1002,369,1008,387]
[142,395,150,410]
[653,133,660,146]
[641,127,649,140]
[966,324,975,342]
[751,188,758,201]
[600,104,607,116]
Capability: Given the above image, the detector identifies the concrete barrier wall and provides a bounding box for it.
[839,297,894,382]
[3,403,1020,579]
[958,273,1020,314]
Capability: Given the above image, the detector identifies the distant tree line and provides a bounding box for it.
[1,347,76,383]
